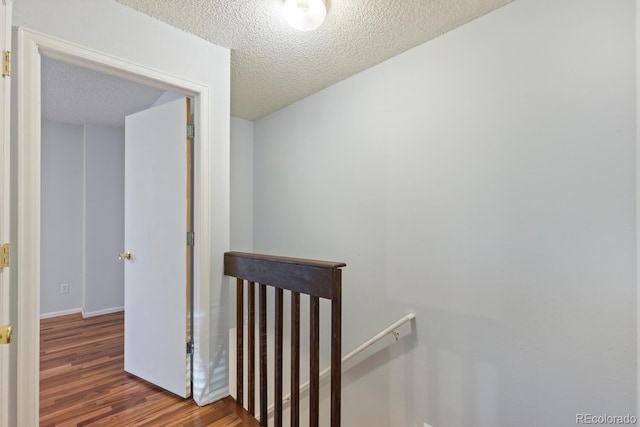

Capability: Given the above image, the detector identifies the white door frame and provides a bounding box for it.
[0,1,13,426]
[16,27,213,425]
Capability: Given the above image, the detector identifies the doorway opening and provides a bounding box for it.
[39,55,195,421]
[17,27,217,424]
[40,56,178,320]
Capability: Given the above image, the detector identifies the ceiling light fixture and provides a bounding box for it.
[283,0,327,32]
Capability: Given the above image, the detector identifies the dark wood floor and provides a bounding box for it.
[40,312,259,426]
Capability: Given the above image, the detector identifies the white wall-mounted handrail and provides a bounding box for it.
[263,312,416,417]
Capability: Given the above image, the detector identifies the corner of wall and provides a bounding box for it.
[81,124,87,316]
[230,116,254,252]
[635,0,640,414]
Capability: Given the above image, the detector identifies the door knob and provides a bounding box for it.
[0,324,12,344]
[118,252,132,260]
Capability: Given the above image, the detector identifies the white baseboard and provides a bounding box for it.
[40,308,83,319]
[82,306,124,318]
[40,306,124,320]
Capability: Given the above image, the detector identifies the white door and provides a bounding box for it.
[123,97,192,398]
[0,1,13,426]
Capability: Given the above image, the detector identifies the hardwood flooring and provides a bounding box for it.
[40,312,259,426]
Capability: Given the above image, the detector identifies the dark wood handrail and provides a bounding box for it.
[226,251,347,270]
[224,251,346,299]
[224,251,346,427]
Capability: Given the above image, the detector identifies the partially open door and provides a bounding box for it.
[0,1,13,425]
[123,97,192,398]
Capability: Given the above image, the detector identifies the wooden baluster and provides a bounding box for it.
[248,281,256,416]
[274,288,284,427]
[259,284,268,426]
[291,292,300,427]
[331,274,342,427]
[310,296,320,427]
[236,278,244,406]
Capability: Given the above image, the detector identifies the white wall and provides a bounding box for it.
[83,124,125,317]
[231,117,254,252]
[12,0,231,410]
[253,1,636,426]
[40,120,84,316]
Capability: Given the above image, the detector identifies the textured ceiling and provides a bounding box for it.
[117,0,513,121]
[41,56,165,128]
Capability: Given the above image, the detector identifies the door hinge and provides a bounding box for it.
[2,51,10,77]
[186,341,193,354]
[0,243,9,268]
[187,231,194,247]
[187,124,195,139]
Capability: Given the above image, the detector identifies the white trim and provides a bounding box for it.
[17,27,40,427]
[0,1,13,426]
[82,306,124,319]
[17,27,213,424]
[39,306,124,319]
[39,308,83,320]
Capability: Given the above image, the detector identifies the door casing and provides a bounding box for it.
[0,1,13,426]
[16,27,214,425]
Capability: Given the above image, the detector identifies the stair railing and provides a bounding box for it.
[224,251,346,427]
